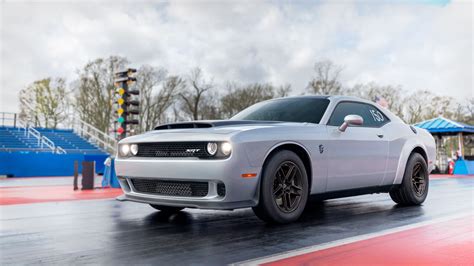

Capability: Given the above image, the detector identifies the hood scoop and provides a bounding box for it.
[154,122,213,130]
[154,120,279,131]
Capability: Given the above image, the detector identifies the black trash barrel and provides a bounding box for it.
[82,161,95,190]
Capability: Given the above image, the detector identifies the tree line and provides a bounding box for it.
[18,56,474,134]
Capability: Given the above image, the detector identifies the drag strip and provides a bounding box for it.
[1,178,473,265]
[237,213,473,265]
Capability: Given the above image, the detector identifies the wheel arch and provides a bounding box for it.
[261,142,313,191]
[393,143,429,185]
[411,146,428,163]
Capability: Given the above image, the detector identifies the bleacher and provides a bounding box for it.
[0,127,27,149]
[0,126,107,155]
[36,128,105,154]
[0,126,109,177]
[0,112,112,177]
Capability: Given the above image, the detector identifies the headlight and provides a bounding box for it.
[207,142,218,156]
[119,144,130,157]
[220,142,232,156]
[205,142,232,158]
[130,144,138,156]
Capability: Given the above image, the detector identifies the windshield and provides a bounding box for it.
[231,97,330,124]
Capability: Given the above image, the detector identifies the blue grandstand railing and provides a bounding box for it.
[22,125,66,154]
[71,119,117,154]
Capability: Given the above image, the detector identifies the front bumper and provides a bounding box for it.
[114,150,261,210]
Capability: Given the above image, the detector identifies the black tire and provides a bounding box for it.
[390,153,429,205]
[149,205,184,213]
[252,150,309,224]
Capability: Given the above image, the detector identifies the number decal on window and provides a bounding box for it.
[370,109,384,122]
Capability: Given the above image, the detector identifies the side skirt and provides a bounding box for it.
[310,185,397,201]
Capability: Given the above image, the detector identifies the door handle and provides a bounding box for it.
[377,134,384,138]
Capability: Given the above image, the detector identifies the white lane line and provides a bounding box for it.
[233,212,473,266]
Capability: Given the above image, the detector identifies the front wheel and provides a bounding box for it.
[252,150,309,224]
[390,153,429,205]
[149,205,184,213]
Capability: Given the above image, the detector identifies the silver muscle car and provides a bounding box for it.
[115,96,436,223]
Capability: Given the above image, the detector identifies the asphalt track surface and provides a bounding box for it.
[1,177,473,265]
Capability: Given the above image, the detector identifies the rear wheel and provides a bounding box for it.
[149,205,184,213]
[390,153,429,205]
[252,150,309,224]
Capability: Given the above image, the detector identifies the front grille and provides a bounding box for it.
[130,178,209,197]
[136,142,209,158]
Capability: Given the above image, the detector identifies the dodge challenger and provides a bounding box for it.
[115,96,436,223]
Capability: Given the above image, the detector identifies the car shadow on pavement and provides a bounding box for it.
[143,210,194,225]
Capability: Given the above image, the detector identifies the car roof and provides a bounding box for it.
[276,95,366,102]
[274,95,403,123]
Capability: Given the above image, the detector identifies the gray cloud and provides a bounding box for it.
[1,0,472,113]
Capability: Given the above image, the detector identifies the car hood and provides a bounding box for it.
[120,120,314,143]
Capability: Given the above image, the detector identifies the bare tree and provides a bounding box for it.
[199,90,222,120]
[178,67,213,120]
[135,65,167,132]
[429,96,460,118]
[75,56,128,133]
[19,77,69,128]
[307,60,343,95]
[220,82,292,118]
[464,98,474,125]
[403,90,439,124]
[152,76,186,125]
[277,84,292,98]
[346,82,405,118]
[404,93,466,124]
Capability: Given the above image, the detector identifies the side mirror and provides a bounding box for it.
[338,114,364,132]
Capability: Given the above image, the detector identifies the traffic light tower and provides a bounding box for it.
[114,68,139,140]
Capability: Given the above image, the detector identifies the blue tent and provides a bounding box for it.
[414,117,474,175]
[414,116,474,134]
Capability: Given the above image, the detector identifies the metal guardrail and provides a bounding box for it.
[17,120,27,136]
[72,119,117,154]
[27,126,42,146]
[56,146,67,154]
[41,135,54,150]
[29,127,66,154]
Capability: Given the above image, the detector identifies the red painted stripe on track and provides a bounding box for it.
[0,186,122,205]
[264,216,474,266]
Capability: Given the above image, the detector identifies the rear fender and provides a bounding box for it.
[393,140,428,185]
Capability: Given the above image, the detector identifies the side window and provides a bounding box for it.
[364,104,389,127]
[328,102,366,126]
[328,102,390,127]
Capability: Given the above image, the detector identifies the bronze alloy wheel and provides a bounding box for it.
[389,152,429,206]
[272,161,303,213]
[412,162,427,196]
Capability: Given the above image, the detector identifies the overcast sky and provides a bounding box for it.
[0,0,472,113]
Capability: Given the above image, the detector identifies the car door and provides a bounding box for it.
[325,101,389,191]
